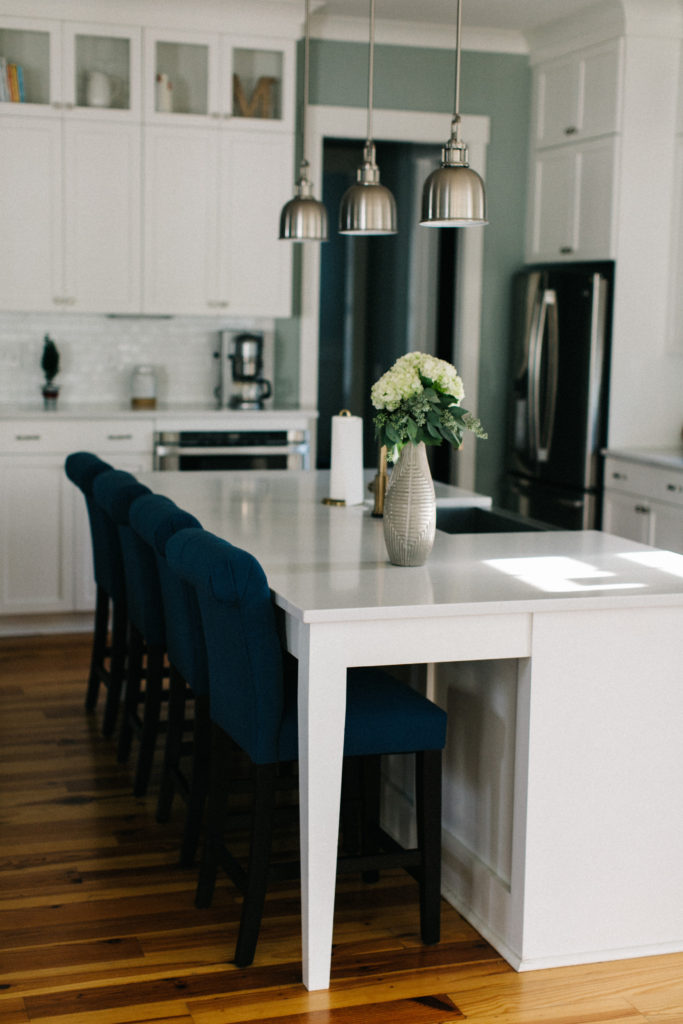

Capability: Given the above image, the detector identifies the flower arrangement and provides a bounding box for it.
[371,351,486,462]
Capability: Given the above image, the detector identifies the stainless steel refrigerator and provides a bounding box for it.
[504,261,614,530]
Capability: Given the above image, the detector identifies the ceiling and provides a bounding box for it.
[314,0,602,31]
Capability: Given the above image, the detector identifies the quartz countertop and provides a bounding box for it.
[0,404,318,426]
[603,446,683,471]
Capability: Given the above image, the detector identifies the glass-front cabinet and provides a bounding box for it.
[0,16,141,118]
[143,28,293,130]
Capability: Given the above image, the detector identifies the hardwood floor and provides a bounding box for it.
[2,633,683,1024]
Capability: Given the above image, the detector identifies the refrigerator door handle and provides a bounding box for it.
[530,289,559,463]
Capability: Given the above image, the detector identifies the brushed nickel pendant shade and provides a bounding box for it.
[279,0,328,242]
[420,0,487,228]
[339,0,397,236]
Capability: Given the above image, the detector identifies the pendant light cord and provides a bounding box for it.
[453,0,462,120]
[302,0,310,163]
[367,0,375,144]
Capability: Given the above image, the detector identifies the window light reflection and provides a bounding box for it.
[619,550,683,578]
[483,555,647,594]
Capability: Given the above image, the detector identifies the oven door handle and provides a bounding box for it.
[154,444,309,457]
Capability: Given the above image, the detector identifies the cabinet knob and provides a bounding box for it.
[564,126,578,135]
[612,471,627,480]
[560,246,574,254]
[666,482,677,491]
[634,504,650,515]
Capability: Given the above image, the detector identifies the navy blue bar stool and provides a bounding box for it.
[129,492,210,866]
[65,452,128,735]
[166,527,447,968]
[92,470,167,797]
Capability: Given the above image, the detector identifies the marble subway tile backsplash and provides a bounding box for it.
[0,313,278,409]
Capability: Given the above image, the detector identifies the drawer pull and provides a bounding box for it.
[560,245,574,254]
[15,434,41,441]
[106,434,133,441]
[612,471,627,480]
[634,504,650,514]
[666,483,678,492]
[564,126,578,135]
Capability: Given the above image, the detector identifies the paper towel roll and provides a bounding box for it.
[328,411,364,505]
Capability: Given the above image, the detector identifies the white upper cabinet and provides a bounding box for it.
[143,28,294,132]
[143,125,292,317]
[0,16,141,119]
[533,40,622,148]
[527,136,617,262]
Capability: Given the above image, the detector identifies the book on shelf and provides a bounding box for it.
[0,58,26,102]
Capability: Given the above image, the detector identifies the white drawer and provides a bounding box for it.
[0,419,154,455]
[604,457,683,509]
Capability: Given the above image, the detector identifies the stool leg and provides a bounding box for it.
[196,724,233,909]
[361,754,381,884]
[85,585,109,712]
[132,644,165,797]
[416,749,442,945]
[156,665,186,823]
[102,599,128,737]
[233,763,277,968]
[118,624,143,763]
[179,692,211,868]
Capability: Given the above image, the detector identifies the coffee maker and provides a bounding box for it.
[215,331,272,410]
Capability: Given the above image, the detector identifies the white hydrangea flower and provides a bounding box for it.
[371,351,464,410]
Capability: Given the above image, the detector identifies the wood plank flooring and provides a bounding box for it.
[2,633,683,1024]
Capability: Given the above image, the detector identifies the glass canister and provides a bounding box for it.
[131,365,157,409]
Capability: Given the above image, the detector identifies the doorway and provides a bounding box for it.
[316,137,459,482]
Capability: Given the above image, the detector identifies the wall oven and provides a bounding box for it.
[153,429,310,472]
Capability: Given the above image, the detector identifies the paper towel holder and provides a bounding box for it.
[322,409,354,506]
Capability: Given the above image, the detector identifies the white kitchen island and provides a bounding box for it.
[141,469,683,990]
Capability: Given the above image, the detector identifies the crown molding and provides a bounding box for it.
[309,13,528,54]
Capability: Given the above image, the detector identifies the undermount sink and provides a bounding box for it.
[436,505,555,534]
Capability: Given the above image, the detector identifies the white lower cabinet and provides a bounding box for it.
[0,420,153,618]
[143,125,292,317]
[602,456,683,553]
[0,456,73,614]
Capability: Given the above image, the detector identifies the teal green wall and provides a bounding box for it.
[305,40,531,500]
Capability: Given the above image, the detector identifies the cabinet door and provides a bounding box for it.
[0,456,73,614]
[63,120,141,312]
[61,22,141,120]
[0,117,62,311]
[652,502,683,554]
[534,41,621,148]
[602,490,654,546]
[526,138,616,262]
[0,17,60,115]
[220,131,293,318]
[143,125,224,314]
[143,28,220,124]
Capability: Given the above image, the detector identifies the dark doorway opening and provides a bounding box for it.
[316,138,459,482]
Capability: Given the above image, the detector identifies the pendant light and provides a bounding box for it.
[420,0,487,227]
[279,0,328,241]
[338,0,397,235]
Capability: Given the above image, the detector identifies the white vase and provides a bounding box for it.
[383,441,436,566]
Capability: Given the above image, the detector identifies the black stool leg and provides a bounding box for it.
[156,665,186,822]
[361,754,381,884]
[179,692,211,868]
[416,749,442,945]
[132,644,165,797]
[101,599,128,737]
[196,725,234,909]
[233,763,277,968]
[118,624,143,763]
[85,585,109,712]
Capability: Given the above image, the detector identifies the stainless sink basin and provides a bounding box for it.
[436,505,555,534]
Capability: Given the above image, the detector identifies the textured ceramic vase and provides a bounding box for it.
[383,441,436,566]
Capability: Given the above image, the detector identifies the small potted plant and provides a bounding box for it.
[41,335,60,410]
